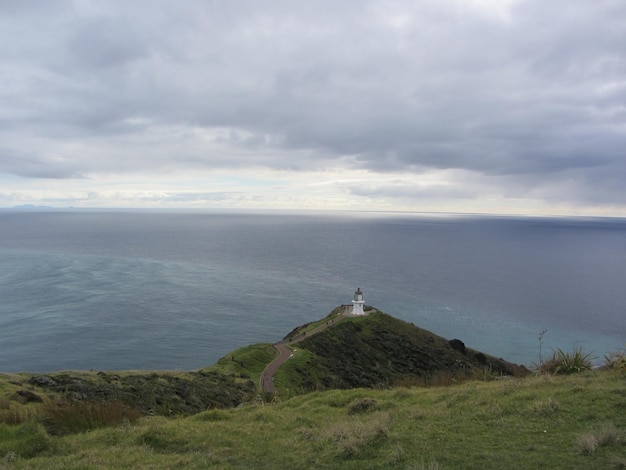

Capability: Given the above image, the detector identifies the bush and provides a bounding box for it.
[603,347,626,371]
[42,400,141,435]
[539,347,594,375]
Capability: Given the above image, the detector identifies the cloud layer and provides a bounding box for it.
[1,0,625,214]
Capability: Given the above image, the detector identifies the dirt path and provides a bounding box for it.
[260,306,353,395]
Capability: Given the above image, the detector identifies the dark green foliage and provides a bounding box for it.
[27,370,257,417]
[449,339,466,354]
[293,312,526,392]
[15,390,43,403]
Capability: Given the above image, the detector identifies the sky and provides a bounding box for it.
[1,0,625,216]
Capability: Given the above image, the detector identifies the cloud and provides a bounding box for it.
[0,148,86,179]
[0,0,625,214]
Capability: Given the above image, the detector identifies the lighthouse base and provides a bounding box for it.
[352,301,365,316]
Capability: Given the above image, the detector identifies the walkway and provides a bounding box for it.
[260,305,354,395]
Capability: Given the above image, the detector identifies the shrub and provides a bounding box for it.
[539,347,594,375]
[42,400,141,435]
[474,352,487,364]
[603,347,626,371]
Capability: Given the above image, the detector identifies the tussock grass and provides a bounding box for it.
[322,411,391,458]
[539,346,595,375]
[603,346,626,371]
[0,407,36,426]
[42,400,141,435]
[574,424,622,455]
[347,397,379,414]
[611,455,626,469]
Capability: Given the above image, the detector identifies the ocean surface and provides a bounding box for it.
[0,210,624,372]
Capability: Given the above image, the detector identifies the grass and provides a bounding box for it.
[42,400,141,435]
[211,343,278,384]
[283,306,347,340]
[1,369,624,469]
[0,310,622,468]
[603,346,626,371]
[538,346,595,375]
[574,424,623,456]
[1,369,257,419]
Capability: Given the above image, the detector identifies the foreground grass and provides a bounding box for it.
[2,370,624,469]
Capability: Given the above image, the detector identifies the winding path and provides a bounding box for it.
[260,306,354,395]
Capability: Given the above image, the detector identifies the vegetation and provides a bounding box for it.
[603,346,626,371]
[282,306,347,340]
[275,311,528,397]
[212,343,278,384]
[538,347,595,375]
[1,309,624,468]
[41,400,141,436]
[0,370,623,469]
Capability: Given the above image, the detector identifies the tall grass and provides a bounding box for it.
[0,421,50,458]
[603,346,626,370]
[574,424,622,455]
[538,347,594,375]
[2,370,624,469]
[42,400,141,435]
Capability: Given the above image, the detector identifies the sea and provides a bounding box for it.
[1,209,624,372]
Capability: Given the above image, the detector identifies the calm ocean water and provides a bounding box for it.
[1,210,624,372]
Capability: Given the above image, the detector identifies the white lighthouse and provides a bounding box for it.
[352,287,365,316]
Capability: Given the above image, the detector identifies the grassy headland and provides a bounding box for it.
[1,308,624,468]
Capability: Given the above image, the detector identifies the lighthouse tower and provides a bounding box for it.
[352,288,365,316]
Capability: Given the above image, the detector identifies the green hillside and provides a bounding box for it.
[274,310,528,396]
[1,371,624,469]
[1,309,624,468]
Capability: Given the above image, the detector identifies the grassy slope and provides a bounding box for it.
[275,311,528,397]
[2,310,624,468]
[3,371,624,469]
[210,343,278,386]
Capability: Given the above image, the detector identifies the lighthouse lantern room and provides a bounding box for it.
[352,288,365,316]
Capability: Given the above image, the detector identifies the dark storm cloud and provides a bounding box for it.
[1,0,625,208]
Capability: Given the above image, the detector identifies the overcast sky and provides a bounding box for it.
[1,0,625,215]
